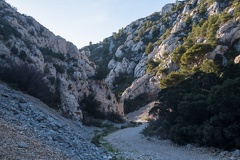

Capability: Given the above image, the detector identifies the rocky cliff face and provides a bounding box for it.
[1,0,240,117]
[81,0,240,106]
[0,0,123,120]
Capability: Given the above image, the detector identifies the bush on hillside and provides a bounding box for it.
[81,94,125,123]
[143,64,240,150]
[0,61,60,109]
[124,93,153,114]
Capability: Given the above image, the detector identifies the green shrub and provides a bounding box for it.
[113,72,134,97]
[180,43,214,73]
[161,29,171,40]
[146,59,159,73]
[81,94,105,119]
[171,45,186,63]
[124,93,152,114]
[0,61,60,109]
[0,19,22,39]
[144,64,240,150]
[160,72,185,88]
[200,59,219,74]
[53,64,65,73]
[145,42,154,54]
[40,48,66,61]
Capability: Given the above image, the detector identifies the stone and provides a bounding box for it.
[207,2,220,15]
[234,55,240,64]
[134,56,147,78]
[182,4,191,15]
[153,35,179,61]
[121,74,159,102]
[0,83,113,159]
[160,3,174,16]
[115,45,125,58]
[171,20,186,34]
[217,20,240,45]
[107,59,117,70]
[17,141,28,149]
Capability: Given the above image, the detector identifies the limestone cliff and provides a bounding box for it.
[0,0,123,120]
[81,0,240,108]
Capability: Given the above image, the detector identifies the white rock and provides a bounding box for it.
[115,45,125,58]
[153,35,179,61]
[216,21,240,45]
[207,2,220,15]
[121,74,159,102]
[206,45,228,60]
[0,41,11,58]
[171,19,186,34]
[160,3,174,16]
[234,55,240,64]
[108,59,117,70]
[132,41,144,52]
[228,7,235,15]
[105,70,117,89]
[114,58,130,73]
[134,56,147,78]
[127,61,136,74]
[91,81,124,115]
[182,4,191,15]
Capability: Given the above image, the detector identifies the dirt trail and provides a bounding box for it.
[105,104,219,160]
[105,123,220,160]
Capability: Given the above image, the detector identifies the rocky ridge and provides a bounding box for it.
[0,0,123,120]
[81,0,240,108]
[0,83,112,159]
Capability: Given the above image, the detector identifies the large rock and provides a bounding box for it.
[217,20,240,46]
[115,45,125,58]
[171,19,186,34]
[153,35,180,61]
[121,74,159,101]
[234,55,240,64]
[160,3,174,15]
[207,2,220,15]
[134,56,147,78]
[91,81,124,115]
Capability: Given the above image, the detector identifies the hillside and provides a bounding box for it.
[80,0,240,151]
[80,0,240,115]
[1,0,240,157]
[0,0,123,121]
[0,83,113,159]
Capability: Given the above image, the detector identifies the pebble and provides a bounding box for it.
[0,84,112,160]
[17,141,28,149]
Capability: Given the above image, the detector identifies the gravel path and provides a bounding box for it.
[105,123,220,160]
[105,104,240,160]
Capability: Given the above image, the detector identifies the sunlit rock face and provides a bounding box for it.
[2,0,239,118]
[80,0,240,111]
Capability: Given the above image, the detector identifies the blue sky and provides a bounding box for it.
[5,0,175,48]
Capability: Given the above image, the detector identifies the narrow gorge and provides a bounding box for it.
[1,0,240,159]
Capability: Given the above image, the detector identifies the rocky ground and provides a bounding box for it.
[105,105,240,160]
[0,84,112,160]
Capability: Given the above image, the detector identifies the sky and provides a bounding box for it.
[5,0,175,48]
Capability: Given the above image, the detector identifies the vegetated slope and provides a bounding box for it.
[0,0,123,121]
[0,84,113,159]
[81,0,240,115]
[81,0,240,150]
[142,0,240,150]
